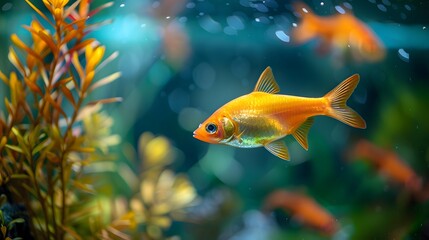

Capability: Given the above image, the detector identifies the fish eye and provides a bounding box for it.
[205,123,217,134]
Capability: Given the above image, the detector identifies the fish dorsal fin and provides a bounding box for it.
[253,67,280,94]
[292,117,314,150]
[264,140,289,160]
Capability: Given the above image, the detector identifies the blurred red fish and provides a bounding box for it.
[263,190,338,235]
[292,2,385,62]
[351,139,423,196]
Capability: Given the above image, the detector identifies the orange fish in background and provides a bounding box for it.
[351,139,424,197]
[263,190,339,235]
[193,67,366,160]
[147,0,190,70]
[292,2,385,62]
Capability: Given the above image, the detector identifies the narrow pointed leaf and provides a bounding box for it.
[89,2,114,17]
[24,77,43,95]
[24,0,54,27]
[61,85,76,107]
[63,0,82,18]
[89,72,121,92]
[0,71,8,85]
[5,144,23,153]
[8,47,26,76]
[10,34,43,63]
[87,97,122,106]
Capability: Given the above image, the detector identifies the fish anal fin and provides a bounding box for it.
[292,117,314,150]
[264,140,290,160]
[253,67,280,94]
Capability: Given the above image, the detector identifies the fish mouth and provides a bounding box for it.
[193,131,200,140]
[193,130,206,142]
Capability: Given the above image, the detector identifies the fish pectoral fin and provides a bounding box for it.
[264,140,290,161]
[235,130,245,144]
[292,117,314,150]
[253,67,280,94]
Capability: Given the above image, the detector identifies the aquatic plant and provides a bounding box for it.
[0,194,25,240]
[131,132,198,239]
[0,0,132,239]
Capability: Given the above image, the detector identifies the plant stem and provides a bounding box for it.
[28,152,51,239]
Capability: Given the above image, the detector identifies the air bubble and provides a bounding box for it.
[335,6,346,14]
[382,0,391,6]
[275,30,290,42]
[1,2,12,11]
[398,48,409,62]
[377,4,387,12]
[404,4,411,11]
[186,2,196,9]
[343,2,353,9]
[227,15,245,30]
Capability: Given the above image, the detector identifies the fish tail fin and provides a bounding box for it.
[291,2,318,44]
[324,74,366,129]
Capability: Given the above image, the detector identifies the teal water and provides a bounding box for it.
[0,0,428,239]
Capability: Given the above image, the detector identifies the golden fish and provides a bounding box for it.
[292,2,385,62]
[193,67,366,160]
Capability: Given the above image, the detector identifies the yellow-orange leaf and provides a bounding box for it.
[61,29,78,45]
[64,18,87,31]
[68,38,95,54]
[42,0,52,13]
[0,71,9,85]
[44,93,67,117]
[82,70,94,92]
[8,47,26,76]
[70,147,95,153]
[79,0,90,17]
[53,76,73,89]
[61,85,76,107]
[85,44,93,61]
[72,181,96,194]
[4,98,14,116]
[24,77,43,95]
[86,46,105,71]
[11,34,43,63]
[72,52,84,81]
[25,0,54,27]
[35,30,57,55]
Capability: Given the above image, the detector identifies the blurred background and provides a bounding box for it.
[1,0,429,239]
